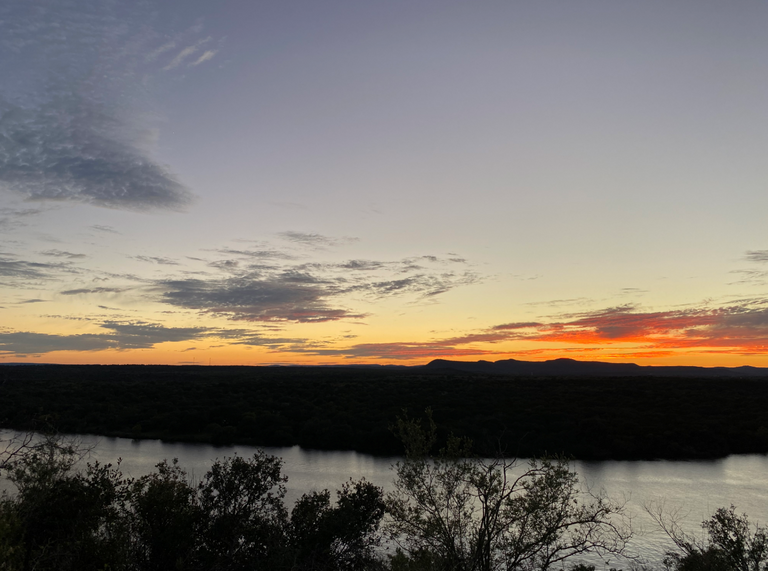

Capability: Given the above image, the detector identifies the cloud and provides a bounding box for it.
[0,321,209,355]
[0,332,116,354]
[0,207,47,231]
[0,3,206,211]
[40,249,86,259]
[745,250,768,263]
[152,251,480,323]
[155,275,365,323]
[163,37,211,70]
[191,50,217,66]
[90,225,119,234]
[60,287,125,295]
[294,342,495,360]
[164,45,200,70]
[0,96,193,211]
[498,301,768,352]
[0,254,73,282]
[347,273,477,299]
[146,41,176,62]
[278,231,359,249]
[214,247,297,261]
[133,255,179,266]
[525,297,593,307]
[100,321,208,348]
[492,322,543,331]
[271,298,768,361]
[339,260,385,271]
[309,299,768,361]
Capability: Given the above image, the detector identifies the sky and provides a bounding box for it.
[1,0,768,366]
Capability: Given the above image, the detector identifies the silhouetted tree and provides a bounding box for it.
[196,452,289,570]
[127,459,200,571]
[385,410,631,571]
[290,478,386,570]
[648,503,768,571]
[2,433,129,571]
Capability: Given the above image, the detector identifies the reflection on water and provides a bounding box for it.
[3,430,767,568]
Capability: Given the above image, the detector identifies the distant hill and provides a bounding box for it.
[423,357,768,377]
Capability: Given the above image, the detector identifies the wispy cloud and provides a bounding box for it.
[0,2,216,211]
[145,40,176,62]
[301,299,768,361]
[90,225,119,234]
[730,250,768,284]
[303,342,495,360]
[491,301,768,353]
[60,287,125,295]
[133,255,179,266]
[190,50,217,66]
[0,207,47,231]
[151,250,480,323]
[0,321,210,355]
[0,95,193,210]
[163,37,212,70]
[492,322,543,331]
[40,249,86,259]
[0,254,74,283]
[278,231,359,249]
[745,250,768,263]
[525,297,593,307]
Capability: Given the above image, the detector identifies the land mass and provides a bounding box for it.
[1,360,767,460]
[423,357,768,377]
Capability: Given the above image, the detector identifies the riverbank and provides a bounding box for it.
[2,364,767,460]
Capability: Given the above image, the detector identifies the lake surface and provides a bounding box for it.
[3,431,767,568]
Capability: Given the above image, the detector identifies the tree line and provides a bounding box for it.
[2,365,768,460]
[1,414,765,571]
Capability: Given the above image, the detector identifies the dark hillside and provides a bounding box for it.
[2,365,768,459]
[425,358,768,377]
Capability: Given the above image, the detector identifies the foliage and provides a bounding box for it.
[0,432,385,571]
[385,410,631,571]
[3,420,765,571]
[290,478,386,570]
[3,364,768,460]
[196,452,289,570]
[649,503,768,571]
[127,459,200,571]
[1,433,129,571]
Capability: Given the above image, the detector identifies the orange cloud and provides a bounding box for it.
[507,303,768,353]
[295,342,496,361]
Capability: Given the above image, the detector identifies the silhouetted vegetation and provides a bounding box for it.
[1,426,765,571]
[0,432,386,571]
[2,365,768,459]
[648,503,768,571]
[385,411,630,570]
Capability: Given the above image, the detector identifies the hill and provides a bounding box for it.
[424,357,768,377]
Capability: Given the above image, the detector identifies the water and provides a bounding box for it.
[3,431,768,568]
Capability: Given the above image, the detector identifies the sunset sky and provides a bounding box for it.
[2,0,768,366]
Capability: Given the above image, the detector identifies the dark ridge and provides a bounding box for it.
[3,364,768,460]
[424,358,768,378]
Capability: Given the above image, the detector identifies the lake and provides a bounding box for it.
[3,431,768,568]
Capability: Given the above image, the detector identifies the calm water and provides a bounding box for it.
[3,431,768,568]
